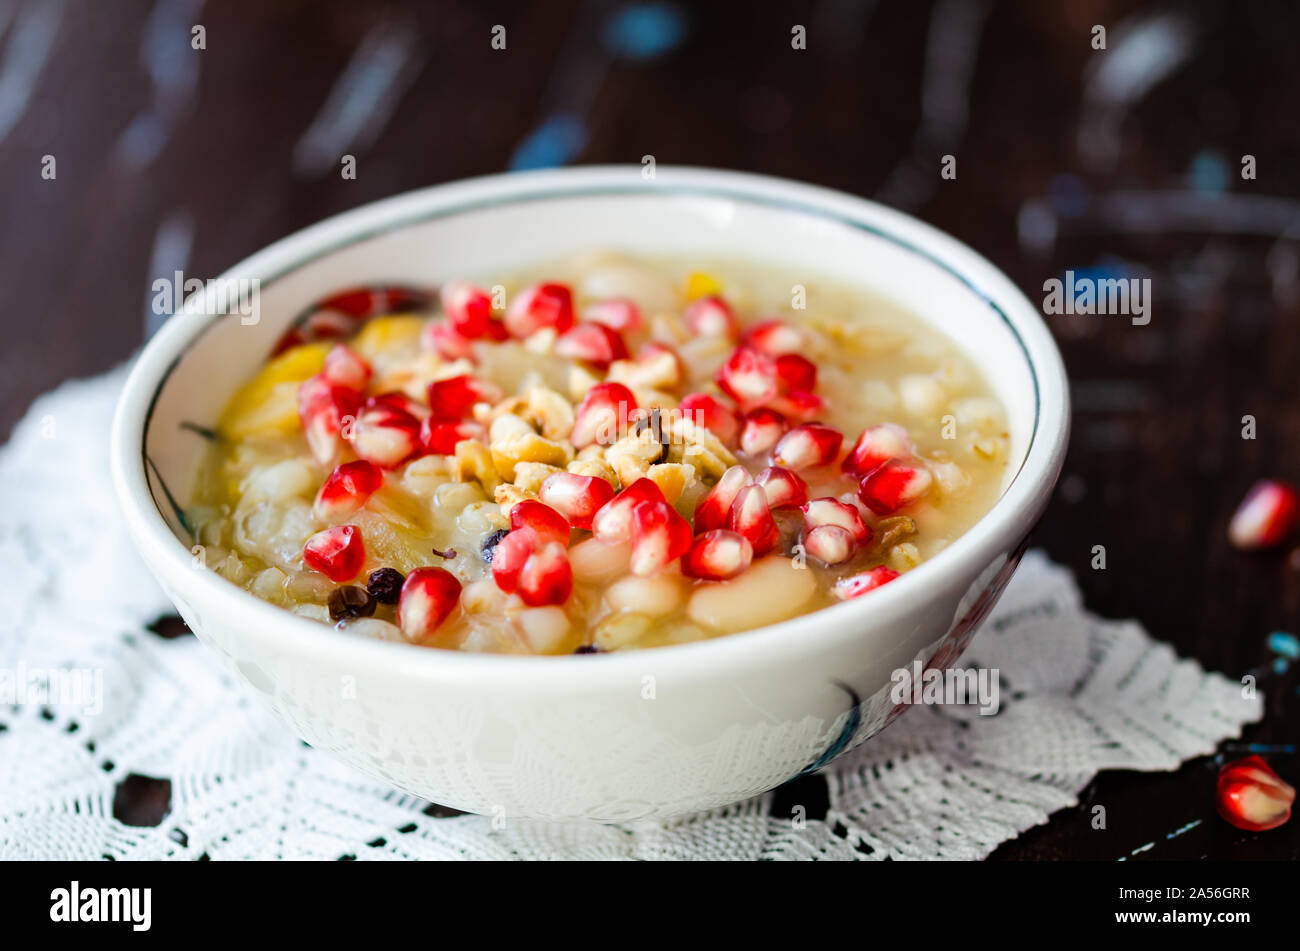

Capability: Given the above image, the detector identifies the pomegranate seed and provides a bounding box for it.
[716,345,779,407]
[319,285,434,318]
[516,540,574,606]
[684,295,739,340]
[628,500,693,576]
[504,282,574,337]
[678,392,739,444]
[1229,480,1300,550]
[833,566,900,600]
[322,344,372,390]
[484,317,510,341]
[1216,755,1295,831]
[366,391,429,420]
[739,407,788,457]
[397,566,462,639]
[694,465,752,532]
[592,478,666,542]
[571,382,637,448]
[440,280,493,338]
[583,298,642,333]
[772,423,844,470]
[774,353,817,393]
[423,321,478,362]
[538,472,615,531]
[303,525,365,582]
[803,524,856,567]
[346,401,421,468]
[801,497,871,545]
[858,461,932,514]
[314,460,383,521]
[298,375,362,466]
[769,390,826,423]
[681,529,753,580]
[755,466,809,510]
[743,319,804,355]
[844,422,915,477]
[419,416,486,455]
[427,374,504,418]
[554,322,629,369]
[491,529,535,594]
[728,484,780,556]
[509,499,571,544]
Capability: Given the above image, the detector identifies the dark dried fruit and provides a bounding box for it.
[574,645,602,654]
[431,546,457,560]
[480,528,510,564]
[328,585,375,621]
[365,567,405,604]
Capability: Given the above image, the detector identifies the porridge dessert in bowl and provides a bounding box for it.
[189,254,1010,654]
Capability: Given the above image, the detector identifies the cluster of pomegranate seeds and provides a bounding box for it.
[273,285,435,353]
[1216,755,1294,831]
[492,528,574,606]
[303,525,365,582]
[1228,479,1299,550]
[397,567,463,640]
[314,460,383,521]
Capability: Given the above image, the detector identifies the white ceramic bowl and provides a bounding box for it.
[111,167,1069,821]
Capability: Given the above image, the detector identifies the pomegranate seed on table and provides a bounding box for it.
[844,422,915,477]
[1216,755,1295,831]
[728,484,780,556]
[423,321,478,362]
[322,344,372,391]
[755,466,809,510]
[419,416,486,455]
[555,322,629,368]
[592,478,666,542]
[303,525,366,582]
[516,540,574,606]
[774,353,817,393]
[346,400,421,468]
[538,472,616,531]
[314,460,383,521]
[509,498,572,544]
[743,319,804,355]
[833,565,900,599]
[772,423,843,470]
[738,407,788,457]
[716,345,779,407]
[440,280,493,339]
[681,530,754,580]
[801,497,871,544]
[802,524,857,566]
[583,298,642,332]
[684,295,739,340]
[678,392,739,444]
[571,381,638,447]
[694,465,753,532]
[397,566,463,640]
[768,390,825,423]
[858,461,932,514]
[1228,480,1300,550]
[628,500,693,576]
[297,375,362,466]
[427,374,505,418]
[504,282,575,337]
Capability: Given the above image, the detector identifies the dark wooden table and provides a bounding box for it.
[4,0,1296,859]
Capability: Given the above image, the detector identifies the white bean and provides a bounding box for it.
[687,555,816,633]
[569,537,631,584]
[514,606,570,653]
[605,573,683,618]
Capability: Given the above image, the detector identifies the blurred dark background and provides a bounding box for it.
[3,0,1297,858]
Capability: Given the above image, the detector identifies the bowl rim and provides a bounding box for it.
[110,165,1070,687]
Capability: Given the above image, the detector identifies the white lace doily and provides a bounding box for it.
[0,366,1261,860]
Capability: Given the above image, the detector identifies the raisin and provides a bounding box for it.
[574,645,602,654]
[364,568,404,605]
[480,529,509,564]
[328,585,375,621]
